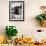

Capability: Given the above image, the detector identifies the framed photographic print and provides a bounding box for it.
[9,1,24,21]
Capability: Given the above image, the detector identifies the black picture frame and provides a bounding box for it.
[9,1,24,21]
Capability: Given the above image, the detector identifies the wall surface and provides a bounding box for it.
[0,0,46,40]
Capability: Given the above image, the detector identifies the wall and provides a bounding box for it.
[0,0,46,38]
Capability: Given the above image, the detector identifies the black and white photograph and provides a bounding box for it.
[9,1,24,21]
